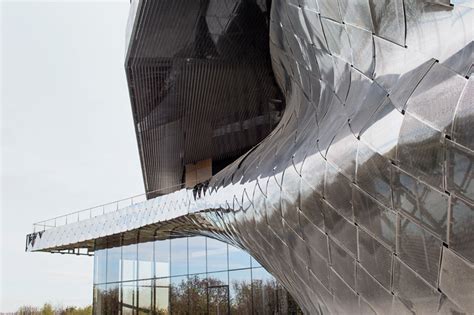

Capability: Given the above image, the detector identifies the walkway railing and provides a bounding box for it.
[32,184,184,233]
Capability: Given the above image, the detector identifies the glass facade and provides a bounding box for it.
[93,234,301,314]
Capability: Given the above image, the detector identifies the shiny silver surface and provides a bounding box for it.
[27,0,473,313]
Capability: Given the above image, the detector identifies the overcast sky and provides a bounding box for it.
[1,1,144,311]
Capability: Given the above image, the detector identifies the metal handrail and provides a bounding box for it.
[32,183,185,233]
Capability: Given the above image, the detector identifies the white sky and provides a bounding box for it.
[1,1,145,311]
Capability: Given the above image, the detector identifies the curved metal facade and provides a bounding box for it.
[27,0,473,314]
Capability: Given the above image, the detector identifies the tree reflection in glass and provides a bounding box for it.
[105,283,119,315]
[92,235,302,314]
[188,275,208,314]
[229,269,252,314]
[208,272,228,315]
[170,276,188,314]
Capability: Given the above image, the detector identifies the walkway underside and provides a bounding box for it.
[27,0,474,314]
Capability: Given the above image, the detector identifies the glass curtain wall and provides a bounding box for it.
[93,233,301,314]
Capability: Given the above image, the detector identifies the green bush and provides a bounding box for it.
[15,303,92,315]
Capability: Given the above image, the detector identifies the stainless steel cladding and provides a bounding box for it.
[27,0,473,314]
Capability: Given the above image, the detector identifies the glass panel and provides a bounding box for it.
[252,268,279,314]
[107,246,121,283]
[138,280,152,314]
[155,278,170,315]
[94,235,303,313]
[208,285,229,315]
[208,270,229,313]
[155,239,170,278]
[251,257,262,268]
[228,245,251,270]
[94,249,107,284]
[188,274,208,314]
[105,283,120,315]
[122,281,137,315]
[122,243,138,281]
[138,241,154,280]
[208,271,228,286]
[171,237,188,276]
[93,284,106,315]
[207,238,228,272]
[170,276,189,314]
[188,236,206,275]
[229,269,252,314]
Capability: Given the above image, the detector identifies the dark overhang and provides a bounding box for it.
[125,0,284,197]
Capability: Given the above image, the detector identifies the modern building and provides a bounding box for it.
[31,0,301,313]
[27,0,473,314]
[95,0,301,313]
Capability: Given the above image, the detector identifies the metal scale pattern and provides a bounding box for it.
[27,0,473,314]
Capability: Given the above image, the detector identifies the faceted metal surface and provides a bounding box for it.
[26,0,473,314]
